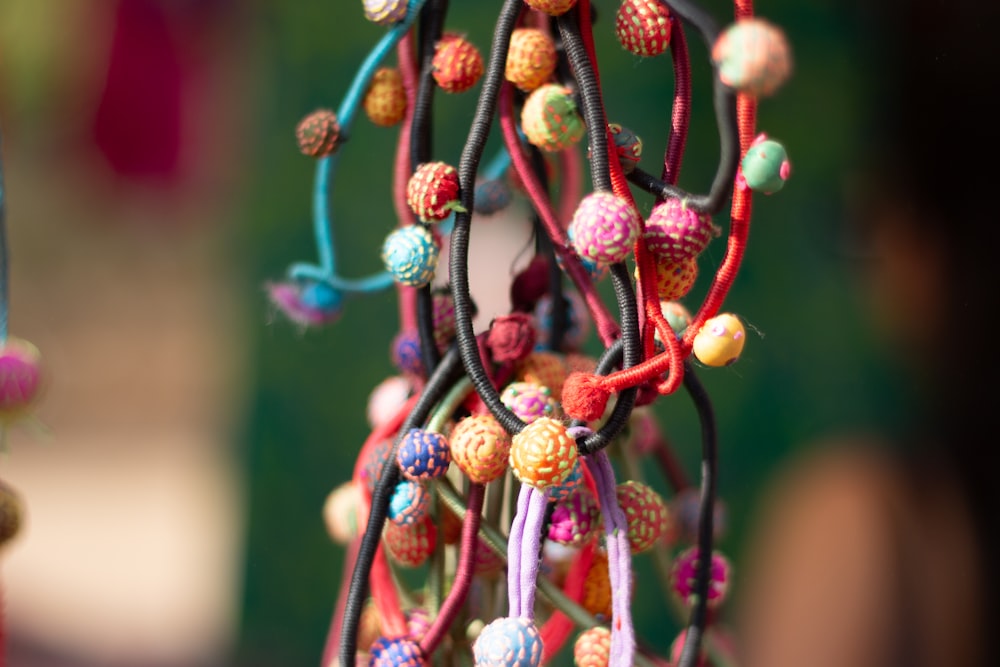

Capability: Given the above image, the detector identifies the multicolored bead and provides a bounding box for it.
[382,224,440,287]
[397,428,452,480]
[712,18,792,97]
[546,460,583,504]
[432,34,484,94]
[388,479,430,526]
[266,281,342,328]
[615,480,671,553]
[643,198,720,263]
[569,192,642,265]
[615,0,673,57]
[505,28,558,92]
[523,0,577,15]
[515,351,570,401]
[407,162,462,223]
[670,547,732,608]
[500,381,559,424]
[573,626,612,667]
[369,636,427,667]
[510,417,578,490]
[362,0,407,26]
[364,67,407,127]
[473,617,544,667]
[521,84,586,153]
[295,108,341,157]
[692,313,746,367]
[383,514,437,568]
[609,123,643,174]
[391,329,424,376]
[548,486,600,546]
[449,414,512,484]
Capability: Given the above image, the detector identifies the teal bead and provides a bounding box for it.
[382,224,440,287]
[741,138,790,194]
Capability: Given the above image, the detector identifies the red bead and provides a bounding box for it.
[615,0,673,57]
[295,109,341,157]
[432,34,483,94]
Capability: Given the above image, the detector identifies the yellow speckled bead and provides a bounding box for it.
[363,67,407,127]
[449,414,512,484]
[582,551,613,619]
[505,28,558,92]
[573,626,612,667]
[510,417,578,490]
[692,313,746,367]
[634,257,699,301]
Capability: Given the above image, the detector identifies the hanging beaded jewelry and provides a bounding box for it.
[270,1,792,666]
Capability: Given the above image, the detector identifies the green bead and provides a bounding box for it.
[741,138,790,194]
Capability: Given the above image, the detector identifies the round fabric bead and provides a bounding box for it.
[406,607,432,640]
[407,162,461,223]
[692,313,746,367]
[564,352,598,375]
[449,414,513,484]
[515,351,569,401]
[391,329,425,376]
[431,288,457,351]
[712,18,792,97]
[323,481,364,544]
[548,486,600,546]
[0,480,23,548]
[582,551,613,619]
[533,290,591,352]
[659,300,693,338]
[569,192,642,265]
[369,636,427,667]
[634,256,698,301]
[295,108,341,157]
[500,381,559,424]
[361,439,394,494]
[364,67,407,127]
[388,479,430,526]
[363,0,408,26]
[486,313,537,364]
[546,460,583,504]
[505,28,558,92]
[671,547,732,608]
[523,0,577,15]
[615,0,672,57]
[741,136,790,194]
[615,480,671,553]
[521,84,586,153]
[643,198,720,263]
[383,514,437,568]
[397,428,452,480]
[367,375,413,429]
[573,626,612,667]
[473,617,544,667]
[474,178,513,215]
[510,417,578,490]
[432,34,484,94]
[0,337,43,420]
[382,224,440,288]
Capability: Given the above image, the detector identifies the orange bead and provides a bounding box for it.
[515,351,569,401]
[450,414,512,484]
[505,28,557,92]
[635,257,698,300]
[364,67,407,127]
[510,417,578,490]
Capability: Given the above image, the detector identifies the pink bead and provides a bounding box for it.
[643,198,719,264]
[0,338,42,418]
[671,547,732,608]
[569,193,641,265]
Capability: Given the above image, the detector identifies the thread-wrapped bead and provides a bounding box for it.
[573,626,611,667]
[548,486,600,546]
[474,179,513,215]
[369,637,427,667]
[364,67,407,127]
[391,329,424,376]
[546,460,583,504]
[634,257,698,301]
[582,551,613,619]
[323,481,364,544]
[295,109,341,157]
[500,381,559,425]
[615,0,672,57]
[382,224,440,288]
[362,0,407,26]
[510,417,578,490]
[473,617,544,667]
[615,480,670,553]
[505,28,558,92]
[671,547,732,608]
[643,198,720,263]
[449,414,512,484]
[383,514,437,567]
[432,34,484,94]
[712,18,792,97]
[569,192,642,266]
[407,162,461,223]
[521,84,586,153]
[397,428,452,480]
[388,479,430,526]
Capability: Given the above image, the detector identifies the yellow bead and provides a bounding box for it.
[510,417,578,490]
[692,313,746,367]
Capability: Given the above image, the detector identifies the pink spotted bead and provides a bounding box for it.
[569,192,642,265]
[473,617,544,667]
[383,514,437,568]
[521,84,586,153]
[573,626,611,667]
[712,18,792,97]
[510,417,578,490]
[615,0,672,57]
[449,414,512,484]
[500,381,559,424]
[0,338,43,420]
[548,487,600,546]
[643,198,720,264]
[615,480,670,553]
[671,547,732,608]
[363,0,407,26]
[432,34,484,94]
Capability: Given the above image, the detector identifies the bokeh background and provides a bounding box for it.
[0,1,906,665]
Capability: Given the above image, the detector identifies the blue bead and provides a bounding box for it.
[473,617,543,667]
[382,224,439,288]
[388,479,429,526]
[397,428,451,480]
[299,282,343,311]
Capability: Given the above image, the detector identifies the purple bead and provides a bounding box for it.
[369,636,426,667]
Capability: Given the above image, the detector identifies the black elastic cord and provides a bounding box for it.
[448,0,527,436]
[675,360,717,667]
[338,345,464,667]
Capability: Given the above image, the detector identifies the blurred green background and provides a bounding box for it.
[234,1,905,665]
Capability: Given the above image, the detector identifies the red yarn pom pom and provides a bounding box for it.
[561,372,610,422]
[487,313,537,363]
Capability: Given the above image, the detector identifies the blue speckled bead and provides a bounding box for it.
[382,224,440,287]
[475,179,513,215]
[546,460,583,503]
[473,617,544,667]
[397,428,452,480]
[369,636,427,667]
[388,479,430,526]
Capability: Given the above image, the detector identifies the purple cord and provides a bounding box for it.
[590,451,636,667]
[518,488,549,618]
[507,484,531,617]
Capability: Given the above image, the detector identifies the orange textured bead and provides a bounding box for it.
[449,414,512,484]
[505,28,558,92]
[635,257,698,301]
[432,34,484,94]
[364,67,407,127]
[509,417,578,490]
[573,626,612,667]
[582,551,613,619]
[515,351,569,401]
[524,0,577,15]
[383,514,437,567]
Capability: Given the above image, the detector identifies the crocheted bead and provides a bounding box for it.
[323,481,364,544]
[510,417,578,490]
[364,67,407,127]
[582,552,613,619]
[569,192,642,265]
[548,486,600,546]
[712,18,792,97]
[615,0,672,57]
[0,480,23,548]
[533,290,590,352]
[660,300,693,337]
[671,547,732,608]
[267,281,342,327]
[486,313,537,364]
[367,375,413,428]
[741,136,790,194]
[501,381,559,424]
[388,479,430,526]
[573,626,611,667]
[382,224,440,287]
[383,514,437,567]
[296,108,341,157]
[635,257,698,301]
[692,313,746,367]
[521,84,586,153]
[643,198,720,264]
[432,34,484,94]
[391,329,425,376]
[523,0,577,15]
[473,617,544,667]
[450,414,512,484]
[505,28,558,92]
[361,439,394,494]
[515,351,569,401]
[369,636,427,667]
[475,178,513,215]
[363,0,407,26]
[546,460,583,504]
[407,162,461,223]
[397,428,452,480]
[0,338,43,419]
[615,480,670,553]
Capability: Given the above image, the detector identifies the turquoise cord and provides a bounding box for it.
[288,263,395,292]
